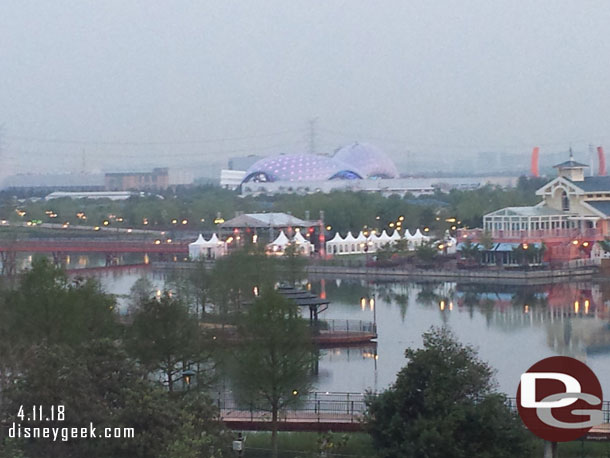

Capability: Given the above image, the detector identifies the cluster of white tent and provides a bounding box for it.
[267,230,314,256]
[188,233,227,260]
[326,229,431,255]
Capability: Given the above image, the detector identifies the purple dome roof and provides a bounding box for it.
[243,153,349,183]
[333,143,398,179]
[242,143,397,184]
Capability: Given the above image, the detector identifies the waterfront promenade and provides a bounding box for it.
[217,393,610,438]
[306,264,597,285]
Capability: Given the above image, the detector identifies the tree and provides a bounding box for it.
[128,293,210,392]
[188,260,210,317]
[1,339,229,458]
[599,238,610,253]
[3,257,118,349]
[458,239,481,265]
[365,327,532,458]
[209,247,277,318]
[128,276,155,314]
[231,290,316,458]
[415,242,438,265]
[281,242,306,286]
[479,230,495,251]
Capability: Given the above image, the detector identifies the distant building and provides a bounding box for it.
[219,212,324,253]
[466,150,610,263]
[104,168,169,191]
[239,176,508,197]
[45,191,138,201]
[241,143,398,185]
[220,170,246,190]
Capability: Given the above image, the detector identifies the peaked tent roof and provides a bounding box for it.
[327,232,343,243]
[270,230,290,246]
[356,231,368,242]
[412,228,424,239]
[189,234,206,246]
[293,231,310,244]
[344,231,357,242]
[377,230,391,241]
[389,230,401,240]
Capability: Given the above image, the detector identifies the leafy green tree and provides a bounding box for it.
[188,260,210,317]
[128,293,209,392]
[458,240,481,264]
[1,340,229,458]
[598,238,610,253]
[511,243,545,267]
[209,247,277,318]
[366,327,532,458]
[231,290,316,458]
[127,276,155,313]
[281,243,307,286]
[3,258,118,348]
[415,242,438,265]
[479,230,495,251]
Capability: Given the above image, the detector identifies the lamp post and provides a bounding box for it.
[182,369,196,391]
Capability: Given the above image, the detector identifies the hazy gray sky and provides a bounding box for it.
[3,0,610,175]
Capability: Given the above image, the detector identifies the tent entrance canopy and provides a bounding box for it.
[188,233,226,260]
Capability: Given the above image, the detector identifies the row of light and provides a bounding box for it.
[16,209,214,227]
[523,300,591,315]
[438,300,592,314]
[360,297,375,310]
[439,300,454,311]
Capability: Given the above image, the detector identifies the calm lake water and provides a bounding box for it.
[83,265,610,399]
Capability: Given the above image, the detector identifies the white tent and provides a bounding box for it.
[377,230,391,245]
[188,234,206,259]
[404,229,416,250]
[268,230,290,253]
[445,236,458,255]
[292,231,313,255]
[411,228,426,247]
[389,230,401,242]
[369,230,390,252]
[343,231,358,254]
[189,233,226,260]
[326,232,344,255]
[355,231,368,253]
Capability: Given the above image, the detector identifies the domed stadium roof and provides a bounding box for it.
[242,142,398,184]
[242,153,351,183]
[333,142,399,179]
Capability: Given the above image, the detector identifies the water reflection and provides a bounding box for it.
[68,266,610,397]
[311,277,610,396]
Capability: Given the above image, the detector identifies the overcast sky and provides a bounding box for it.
[3,0,610,176]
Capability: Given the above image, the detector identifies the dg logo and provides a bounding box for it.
[517,356,604,442]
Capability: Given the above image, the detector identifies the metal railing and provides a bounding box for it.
[216,391,367,423]
[459,228,604,241]
[216,393,610,425]
[313,319,377,335]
